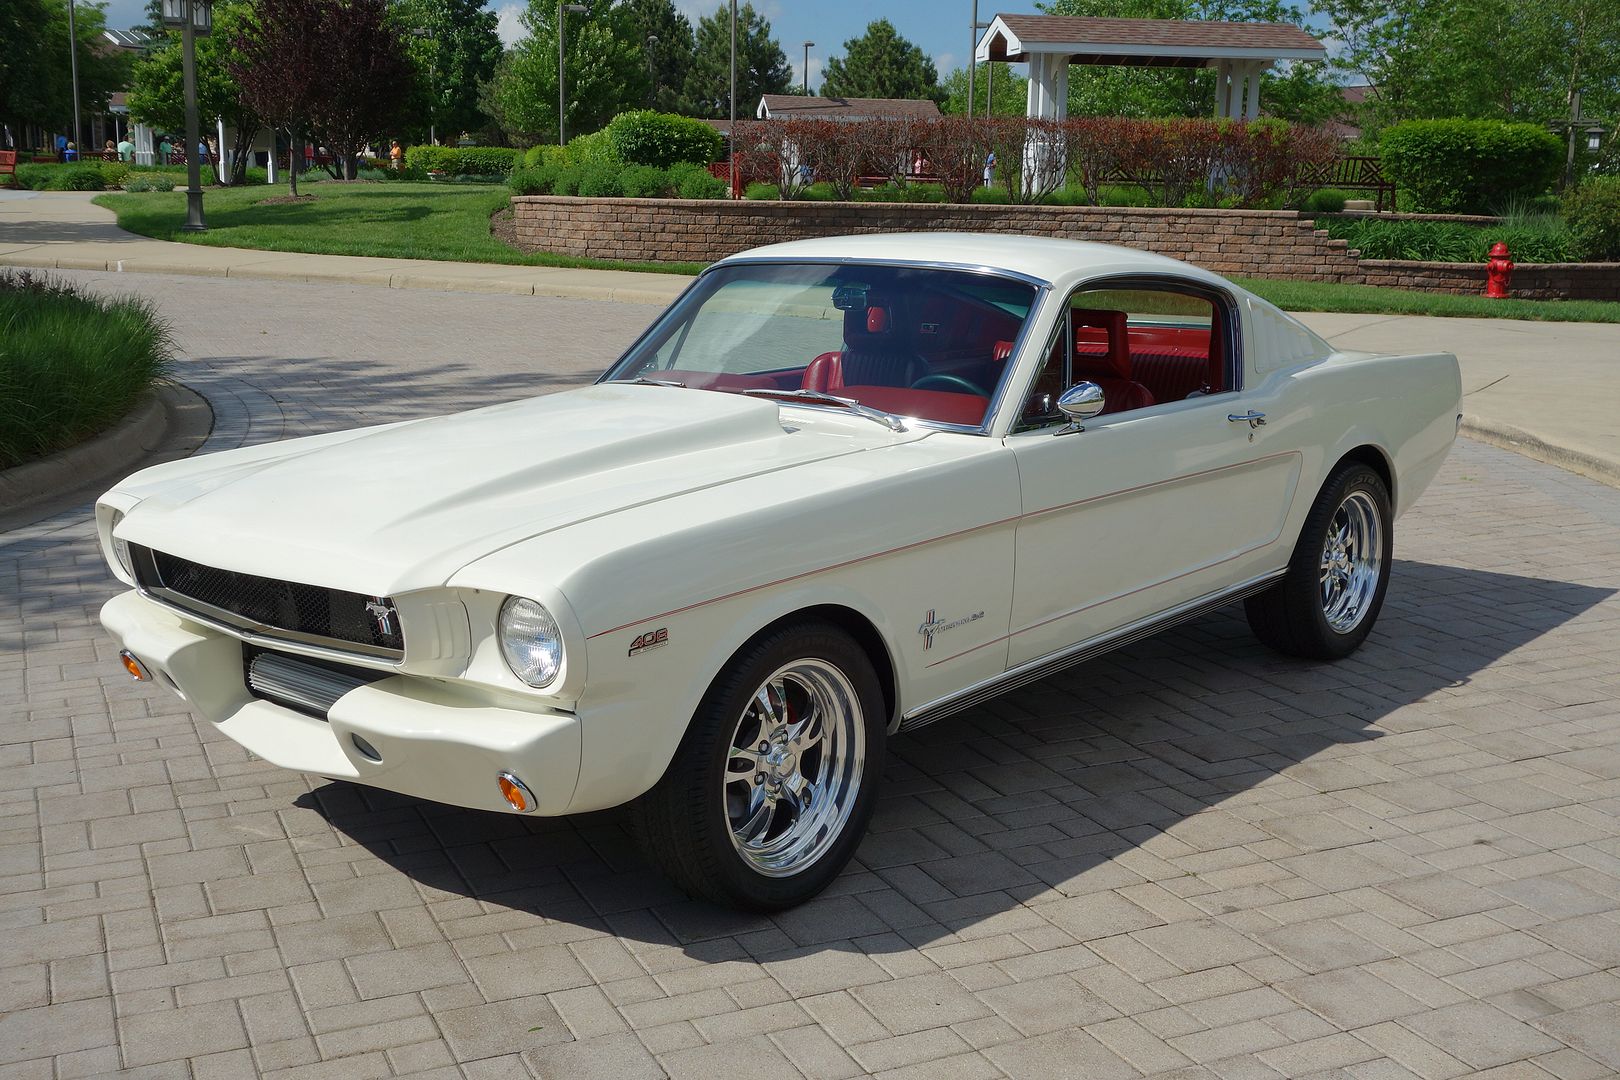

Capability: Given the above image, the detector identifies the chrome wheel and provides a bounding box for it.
[1320,490,1383,634]
[723,659,866,878]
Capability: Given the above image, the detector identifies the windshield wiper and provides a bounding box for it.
[741,388,907,432]
[626,376,687,388]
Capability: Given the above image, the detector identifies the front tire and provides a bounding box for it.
[632,620,885,910]
[1246,461,1393,660]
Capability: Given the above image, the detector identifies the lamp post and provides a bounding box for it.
[728,0,737,197]
[66,0,83,154]
[647,34,659,106]
[1549,89,1609,190]
[161,0,212,232]
[557,2,587,145]
[802,41,813,95]
[411,27,436,145]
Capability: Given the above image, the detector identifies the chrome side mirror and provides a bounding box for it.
[1054,381,1106,435]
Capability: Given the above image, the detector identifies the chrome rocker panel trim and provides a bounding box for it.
[899,568,1288,732]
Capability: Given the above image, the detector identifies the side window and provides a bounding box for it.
[1018,283,1234,425]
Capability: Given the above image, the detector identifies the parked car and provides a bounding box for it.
[97,234,1462,909]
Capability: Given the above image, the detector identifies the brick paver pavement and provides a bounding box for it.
[4,272,1619,1079]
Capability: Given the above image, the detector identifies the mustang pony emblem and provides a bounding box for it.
[364,598,396,637]
[919,608,984,650]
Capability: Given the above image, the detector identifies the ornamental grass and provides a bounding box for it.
[0,271,172,469]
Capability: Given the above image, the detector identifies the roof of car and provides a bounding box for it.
[716,233,1239,292]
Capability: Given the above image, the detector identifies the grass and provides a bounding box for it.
[1235,277,1620,323]
[95,183,707,275]
[93,182,1620,323]
[0,271,173,468]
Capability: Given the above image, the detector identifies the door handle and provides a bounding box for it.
[1227,411,1266,429]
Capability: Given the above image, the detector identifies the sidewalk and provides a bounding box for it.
[3,189,1616,483]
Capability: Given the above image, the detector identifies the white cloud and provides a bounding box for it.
[496,3,525,47]
[934,52,956,77]
[790,56,825,94]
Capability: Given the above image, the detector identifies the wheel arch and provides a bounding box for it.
[743,604,899,730]
[1334,443,1396,508]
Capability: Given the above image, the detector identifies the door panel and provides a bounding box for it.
[1006,397,1301,667]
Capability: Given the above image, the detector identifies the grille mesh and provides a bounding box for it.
[133,546,403,655]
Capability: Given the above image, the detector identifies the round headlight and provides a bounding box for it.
[109,510,134,579]
[498,597,564,688]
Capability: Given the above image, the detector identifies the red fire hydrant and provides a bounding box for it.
[1484,241,1513,299]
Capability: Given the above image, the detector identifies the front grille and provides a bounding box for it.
[244,648,384,720]
[130,544,404,659]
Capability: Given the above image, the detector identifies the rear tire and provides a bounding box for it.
[631,620,885,911]
[1246,461,1392,660]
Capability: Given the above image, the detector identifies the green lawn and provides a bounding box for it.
[95,182,708,276]
[96,183,1620,323]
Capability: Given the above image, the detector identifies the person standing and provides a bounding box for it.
[117,136,134,162]
[389,139,403,170]
[158,136,173,164]
[983,151,996,189]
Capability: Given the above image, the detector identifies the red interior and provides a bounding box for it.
[840,385,990,427]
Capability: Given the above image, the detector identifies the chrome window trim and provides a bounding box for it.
[599,258,1051,437]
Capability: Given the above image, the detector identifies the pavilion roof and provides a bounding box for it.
[976,14,1325,68]
[757,96,943,121]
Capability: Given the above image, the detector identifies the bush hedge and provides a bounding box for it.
[1564,176,1620,261]
[1320,216,1576,263]
[603,110,723,169]
[1380,120,1562,214]
[402,145,521,176]
[508,157,728,200]
[0,270,172,468]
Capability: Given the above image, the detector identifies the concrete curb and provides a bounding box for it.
[0,250,691,306]
[1462,416,1620,490]
[0,390,166,511]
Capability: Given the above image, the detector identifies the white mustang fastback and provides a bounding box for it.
[98,234,1462,909]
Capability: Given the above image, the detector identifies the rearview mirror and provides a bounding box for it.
[1055,381,1106,435]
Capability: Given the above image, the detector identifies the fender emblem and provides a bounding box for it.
[628,627,668,657]
[919,608,983,650]
[364,597,396,637]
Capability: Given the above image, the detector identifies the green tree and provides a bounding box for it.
[0,0,129,143]
[820,19,943,103]
[683,3,791,119]
[623,0,694,114]
[128,0,261,182]
[1318,0,1619,132]
[483,0,646,143]
[394,0,502,143]
[939,64,1028,116]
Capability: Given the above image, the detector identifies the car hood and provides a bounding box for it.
[117,383,920,594]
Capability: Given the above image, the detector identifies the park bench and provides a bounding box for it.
[0,149,15,185]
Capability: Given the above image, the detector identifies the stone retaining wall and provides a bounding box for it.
[510,196,1620,301]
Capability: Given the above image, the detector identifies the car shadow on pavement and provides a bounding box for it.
[297,558,1613,959]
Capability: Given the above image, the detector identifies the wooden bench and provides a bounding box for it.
[0,150,16,186]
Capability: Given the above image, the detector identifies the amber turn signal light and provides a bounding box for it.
[497,771,536,813]
[119,650,151,681]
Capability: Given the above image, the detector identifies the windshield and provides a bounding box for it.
[604,262,1042,430]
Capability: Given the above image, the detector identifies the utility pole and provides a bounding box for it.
[968,0,976,119]
[729,0,737,197]
[802,41,813,95]
[557,2,586,145]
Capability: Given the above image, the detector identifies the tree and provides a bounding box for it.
[939,64,1029,116]
[394,0,502,143]
[820,19,943,103]
[1317,0,1619,132]
[623,0,694,114]
[128,0,261,183]
[683,3,791,119]
[0,0,129,144]
[482,0,646,144]
[311,0,415,174]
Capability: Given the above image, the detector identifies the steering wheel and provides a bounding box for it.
[910,373,988,397]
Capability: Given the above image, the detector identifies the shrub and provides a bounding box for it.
[124,175,176,193]
[15,163,107,190]
[669,162,727,200]
[744,181,779,200]
[1380,120,1562,214]
[619,164,672,198]
[0,270,172,468]
[1564,176,1620,261]
[402,145,521,177]
[575,160,623,197]
[603,110,723,168]
[508,163,560,195]
[1319,217,1577,263]
[1301,187,1351,214]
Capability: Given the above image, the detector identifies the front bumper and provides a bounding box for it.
[101,590,582,815]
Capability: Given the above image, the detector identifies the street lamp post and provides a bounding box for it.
[66,0,83,154]
[557,2,587,145]
[802,41,813,95]
[411,27,436,145]
[729,0,737,197]
[161,0,212,231]
[1552,89,1610,189]
[647,34,659,106]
